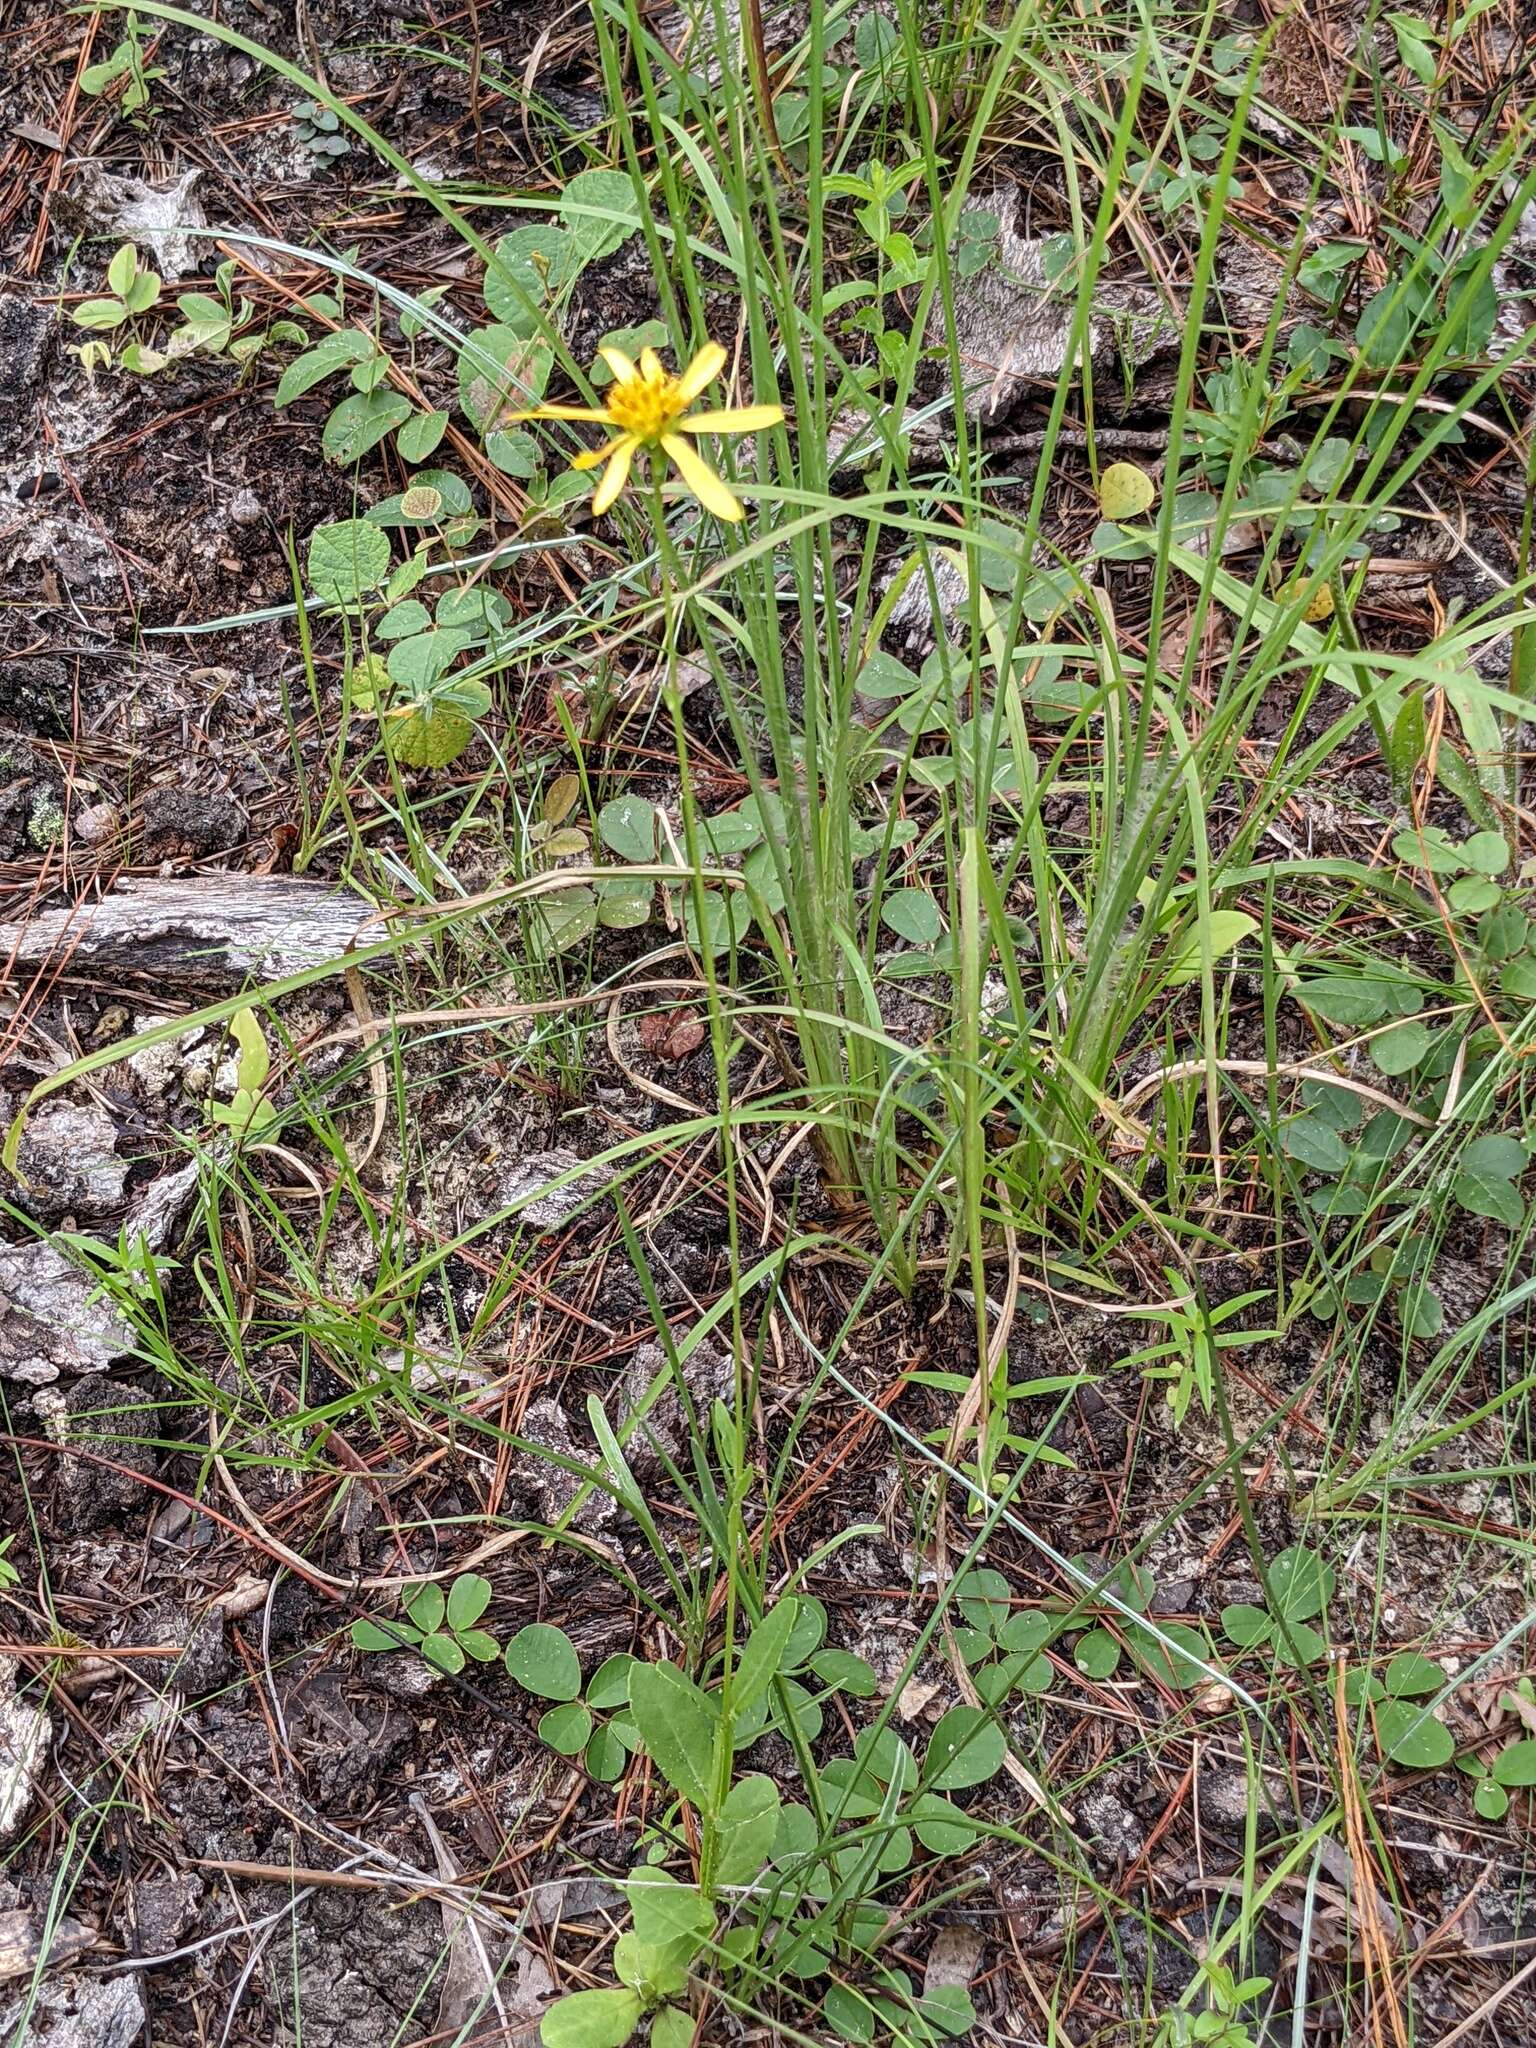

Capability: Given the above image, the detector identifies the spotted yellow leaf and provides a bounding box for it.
[349,653,390,712]
[1098,461,1157,521]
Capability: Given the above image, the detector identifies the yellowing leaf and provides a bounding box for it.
[544,772,581,824]
[349,653,389,711]
[229,1008,271,1097]
[1098,461,1157,521]
[387,704,475,768]
[1162,909,1259,986]
[398,484,443,521]
[542,827,590,859]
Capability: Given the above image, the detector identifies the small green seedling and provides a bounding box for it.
[210,1009,277,1139]
[1221,1544,1335,1670]
[945,1567,1056,1703]
[291,99,350,157]
[504,1624,643,1783]
[305,510,498,773]
[1313,1230,1445,1342]
[541,1870,712,2048]
[1341,1652,1457,1769]
[351,1572,499,1674]
[80,12,163,117]
[1155,1960,1272,2048]
[1112,1282,1274,1426]
[508,1580,993,2046]
[74,249,293,377]
[72,243,161,353]
[1066,1558,1216,1690]
[1457,1681,1536,1820]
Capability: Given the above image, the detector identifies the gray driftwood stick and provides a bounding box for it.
[0,876,378,988]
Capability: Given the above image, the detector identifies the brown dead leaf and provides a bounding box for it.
[923,1923,982,1999]
[638,1008,706,1063]
[11,122,64,152]
[209,1573,269,1620]
[896,1674,942,1722]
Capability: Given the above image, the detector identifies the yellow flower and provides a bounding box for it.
[509,342,782,523]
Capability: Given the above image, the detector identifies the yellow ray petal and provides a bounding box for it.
[661,432,742,522]
[675,342,727,404]
[677,403,784,434]
[597,346,636,385]
[638,346,665,382]
[591,434,639,515]
[505,404,611,423]
[570,439,625,471]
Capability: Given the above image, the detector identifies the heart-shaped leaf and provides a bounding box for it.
[306,518,391,604]
[598,796,658,862]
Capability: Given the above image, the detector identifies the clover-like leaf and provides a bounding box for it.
[1492,1739,1536,1787]
[531,884,598,956]
[539,1701,594,1756]
[405,1582,446,1634]
[1377,1701,1454,1770]
[351,1617,414,1653]
[506,1623,582,1701]
[598,796,659,862]
[1221,1604,1272,1649]
[1475,1777,1510,1820]
[1282,1116,1351,1175]
[1372,1021,1431,1076]
[1384,1652,1441,1698]
[1267,1546,1335,1623]
[447,1572,492,1635]
[583,1724,629,1783]
[924,1706,1005,1791]
[882,888,944,946]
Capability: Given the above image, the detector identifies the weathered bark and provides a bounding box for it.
[0,875,377,988]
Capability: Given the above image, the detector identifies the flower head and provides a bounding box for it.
[509,342,782,523]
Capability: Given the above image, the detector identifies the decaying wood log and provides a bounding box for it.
[0,1909,98,1985]
[0,876,378,989]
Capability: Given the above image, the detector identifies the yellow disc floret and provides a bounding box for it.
[605,350,689,442]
